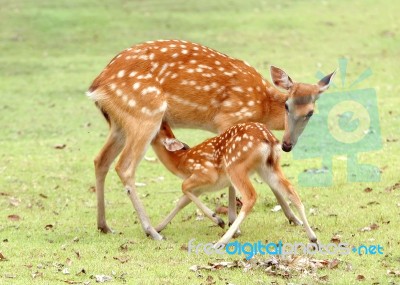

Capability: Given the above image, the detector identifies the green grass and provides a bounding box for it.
[1,0,399,284]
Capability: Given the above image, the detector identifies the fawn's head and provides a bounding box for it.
[157,122,190,152]
[270,66,336,152]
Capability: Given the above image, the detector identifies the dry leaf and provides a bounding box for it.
[4,273,16,278]
[387,269,400,277]
[331,234,341,244]
[360,223,379,232]
[54,144,66,149]
[39,193,48,199]
[195,209,204,221]
[364,187,373,193]
[385,182,400,192]
[215,206,228,215]
[7,214,20,221]
[32,271,43,279]
[144,156,157,162]
[113,256,130,264]
[271,205,281,212]
[328,258,340,269]
[45,224,54,230]
[9,197,20,207]
[62,268,70,275]
[88,186,96,193]
[94,275,112,283]
[0,252,7,261]
[180,244,188,251]
[356,274,365,281]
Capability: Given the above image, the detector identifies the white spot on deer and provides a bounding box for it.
[190,60,197,64]
[203,85,210,91]
[235,136,241,142]
[189,80,196,86]
[247,87,253,92]
[149,53,155,60]
[181,80,188,85]
[181,49,188,54]
[116,54,122,58]
[133,82,141,90]
[110,83,117,91]
[196,68,203,73]
[210,82,218,88]
[141,86,159,96]
[187,68,194,73]
[204,161,214,168]
[193,46,199,51]
[218,67,225,71]
[138,55,148,60]
[137,74,152,80]
[170,73,178,79]
[232,86,243,93]
[172,53,179,58]
[122,95,128,102]
[169,44,176,48]
[117,70,125,78]
[256,86,261,92]
[116,89,123,96]
[215,60,221,65]
[247,101,255,106]
[180,44,186,48]
[128,99,136,107]
[243,146,248,152]
[188,159,194,163]
[129,71,138,77]
[161,47,168,52]
[222,101,233,107]
[247,141,253,148]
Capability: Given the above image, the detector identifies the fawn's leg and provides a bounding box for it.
[115,117,164,240]
[215,168,256,247]
[181,175,226,228]
[263,166,317,242]
[94,123,125,233]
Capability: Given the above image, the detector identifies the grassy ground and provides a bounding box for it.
[1,0,399,284]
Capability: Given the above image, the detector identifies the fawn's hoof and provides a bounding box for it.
[217,218,225,228]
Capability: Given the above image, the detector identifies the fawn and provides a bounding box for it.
[151,121,317,246]
[87,39,334,239]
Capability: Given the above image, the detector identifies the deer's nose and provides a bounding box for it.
[282,141,293,152]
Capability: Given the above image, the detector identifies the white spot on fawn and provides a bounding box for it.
[133,82,141,90]
[117,70,125,78]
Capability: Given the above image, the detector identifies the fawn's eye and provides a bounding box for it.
[285,103,289,112]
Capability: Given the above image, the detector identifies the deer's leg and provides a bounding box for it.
[182,175,225,228]
[115,116,164,240]
[264,166,317,243]
[259,169,302,225]
[228,185,241,237]
[215,168,256,247]
[155,195,191,232]
[94,124,125,233]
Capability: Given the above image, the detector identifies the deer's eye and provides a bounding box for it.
[305,110,314,119]
[285,103,289,112]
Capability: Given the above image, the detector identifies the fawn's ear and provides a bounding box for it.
[270,66,294,90]
[162,138,185,151]
[318,70,336,93]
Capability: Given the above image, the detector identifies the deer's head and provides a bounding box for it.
[270,66,336,152]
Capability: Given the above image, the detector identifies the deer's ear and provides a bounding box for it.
[318,70,336,93]
[270,66,294,90]
[162,138,185,152]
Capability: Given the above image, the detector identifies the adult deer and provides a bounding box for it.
[87,39,335,240]
[151,122,317,245]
